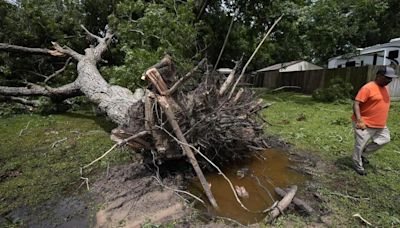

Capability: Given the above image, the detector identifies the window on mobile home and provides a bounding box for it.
[388,50,399,59]
[346,61,356,67]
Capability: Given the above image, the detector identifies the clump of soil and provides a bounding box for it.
[92,162,189,227]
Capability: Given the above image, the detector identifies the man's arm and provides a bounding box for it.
[353,100,366,129]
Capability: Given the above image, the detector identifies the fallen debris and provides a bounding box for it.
[234,186,249,198]
[110,54,271,208]
[267,185,297,223]
[353,213,373,226]
[275,187,315,215]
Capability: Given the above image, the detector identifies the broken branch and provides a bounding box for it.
[218,56,243,96]
[156,124,254,212]
[81,24,102,43]
[44,57,72,83]
[156,95,219,209]
[0,43,63,56]
[229,15,283,99]
[51,137,68,148]
[275,187,315,215]
[268,185,297,223]
[353,213,373,226]
[166,58,207,95]
[3,96,40,107]
[19,121,31,137]
[83,131,148,170]
[213,13,235,72]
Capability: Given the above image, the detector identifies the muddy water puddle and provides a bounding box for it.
[189,148,309,225]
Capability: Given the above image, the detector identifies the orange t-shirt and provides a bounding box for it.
[352,81,390,128]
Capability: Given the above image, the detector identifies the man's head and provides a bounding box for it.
[376,66,398,87]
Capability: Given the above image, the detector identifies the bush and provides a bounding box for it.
[312,77,353,102]
[0,103,28,116]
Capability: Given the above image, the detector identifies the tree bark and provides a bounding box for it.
[0,43,64,56]
[0,82,81,99]
[275,187,314,215]
[157,95,219,209]
[268,185,297,223]
[1,24,271,211]
[0,28,144,126]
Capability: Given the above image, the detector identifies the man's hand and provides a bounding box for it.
[356,120,367,130]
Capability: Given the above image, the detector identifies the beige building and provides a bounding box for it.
[257,60,323,73]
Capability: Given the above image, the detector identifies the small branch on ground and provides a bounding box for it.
[19,121,31,136]
[353,213,373,226]
[263,201,278,213]
[50,137,67,148]
[151,176,206,205]
[83,131,148,170]
[271,86,301,92]
[79,177,90,191]
[327,191,370,201]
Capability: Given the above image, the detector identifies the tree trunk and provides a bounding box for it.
[75,57,144,125]
[0,25,270,208]
[0,28,144,126]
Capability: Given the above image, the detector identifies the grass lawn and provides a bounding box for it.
[0,110,133,218]
[1,92,399,227]
[261,91,400,227]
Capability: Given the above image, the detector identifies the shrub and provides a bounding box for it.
[312,77,353,102]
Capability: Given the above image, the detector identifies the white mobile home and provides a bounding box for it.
[328,38,400,69]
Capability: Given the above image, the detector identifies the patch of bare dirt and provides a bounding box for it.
[92,162,189,227]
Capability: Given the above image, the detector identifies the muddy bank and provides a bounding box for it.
[1,137,328,227]
[1,162,190,227]
[92,163,189,227]
[1,193,95,227]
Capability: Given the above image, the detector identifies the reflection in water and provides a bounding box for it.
[189,148,309,225]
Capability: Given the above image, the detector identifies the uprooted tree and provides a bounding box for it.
[0,26,272,208]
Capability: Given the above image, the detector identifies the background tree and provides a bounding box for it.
[304,0,388,65]
[102,0,203,90]
[2,0,400,97]
[376,0,400,44]
[0,0,119,88]
[200,0,310,71]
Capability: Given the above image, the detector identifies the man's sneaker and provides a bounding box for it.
[353,167,367,176]
[362,156,369,164]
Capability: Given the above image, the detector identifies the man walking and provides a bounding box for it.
[352,66,397,175]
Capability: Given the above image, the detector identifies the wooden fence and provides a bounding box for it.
[249,65,400,99]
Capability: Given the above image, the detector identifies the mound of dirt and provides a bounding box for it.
[92,163,189,227]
